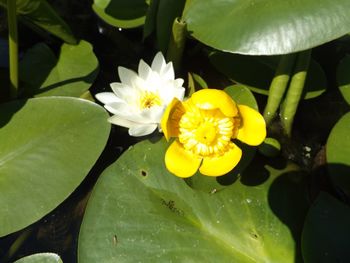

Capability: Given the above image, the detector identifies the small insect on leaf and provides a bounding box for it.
[113,234,118,246]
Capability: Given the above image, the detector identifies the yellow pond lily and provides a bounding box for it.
[161,89,266,178]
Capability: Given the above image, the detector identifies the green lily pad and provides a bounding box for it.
[0,97,110,237]
[0,0,76,44]
[209,52,326,99]
[224,85,258,111]
[79,139,308,262]
[92,0,148,28]
[19,40,98,98]
[326,112,350,196]
[14,253,62,263]
[258,138,281,158]
[302,192,350,262]
[337,54,350,105]
[183,0,350,55]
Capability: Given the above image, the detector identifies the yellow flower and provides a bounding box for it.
[161,89,266,178]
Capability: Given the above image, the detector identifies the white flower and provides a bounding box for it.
[95,52,185,137]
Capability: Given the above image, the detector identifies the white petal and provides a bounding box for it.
[109,116,158,136]
[174,78,184,88]
[104,101,131,115]
[110,82,138,103]
[110,82,128,94]
[108,115,137,128]
[138,59,152,80]
[95,92,122,104]
[113,105,164,124]
[174,87,185,101]
[146,72,162,91]
[160,62,174,80]
[151,52,166,73]
[159,83,185,104]
[118,67,138,87]
[129,124,158,137]
[140,106,164,122]
[134,76,148,91]
[113,109,152,123]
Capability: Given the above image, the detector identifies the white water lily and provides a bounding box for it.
[95,52,185,136]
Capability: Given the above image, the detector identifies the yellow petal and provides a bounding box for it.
[165,140,202,178]
[236,105,266,146]
[161,98,185,140]
[191,89,238,117]
[199,143,242,176]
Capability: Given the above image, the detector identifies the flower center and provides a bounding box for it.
[178,107,238,157]
[195,123,217,144]
[139,91,162,109]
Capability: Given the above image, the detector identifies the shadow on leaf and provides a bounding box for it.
[268,168,309,263]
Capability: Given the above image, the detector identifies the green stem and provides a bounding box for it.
[263,53,296,125]
[7,0,18,99]
[166,17,187,71]
[280,49,312,137]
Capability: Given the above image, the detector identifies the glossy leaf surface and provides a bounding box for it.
[79,139,308,262]
[19,41,98,97]
[0,97,110,236]
[92,0,148,28]
[14,253,62,263]
[183,0,350,55]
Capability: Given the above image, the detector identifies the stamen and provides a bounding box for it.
[139,91,162,109]
[178,107,239,157]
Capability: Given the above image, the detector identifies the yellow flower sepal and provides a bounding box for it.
[165,140,202,178]
[236,105,266,146]
[191,89,238,117]
[161,98,185,141]
[199,143,242,176]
